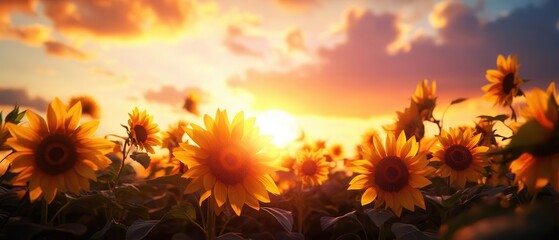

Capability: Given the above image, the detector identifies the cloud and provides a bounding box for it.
[230,1,559,118]
[40,0,197,41]
[143,85,204,108]
[89,67,128,84]
[223,24,262,58]
[0,88,49,110]
[0,0,50,46]
[43,40,91,60]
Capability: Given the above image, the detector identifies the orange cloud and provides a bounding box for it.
[43,40,91,60]
[40,0,197,41]
[274,0,318,12]
[0,0,50,46]
[223,25,262,58]
[230,2,559,118]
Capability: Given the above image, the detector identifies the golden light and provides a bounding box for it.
[256,109,300,148]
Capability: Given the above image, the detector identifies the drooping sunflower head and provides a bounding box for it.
[174,109,281,216]
[482,54,523,107]
[474,119,497,147]
[508,82,559,193]
[412,79,437,117]
[5,97,114,203]
[384,102,425,140]
[128,107,161,154]
[183,91,200,116]
[432,128,489,188]
[68,95,101,119]
[348,131,433,217]
[161,120,188,150]
[293,149,330,187]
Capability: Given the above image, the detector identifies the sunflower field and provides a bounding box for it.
[1,54,559,240]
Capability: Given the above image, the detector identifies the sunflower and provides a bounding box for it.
[482,54,523,107]
[174,109,281,216]
[293,150,330,187]
[384,102,425,140]
[128,107,161,154]
[5,98,114,203]
[161,120,188,150]
[68,95,101,119]
[432,128,489,188]
[348,132,433,217]
[412,79,437,118]
[509,83,559,193]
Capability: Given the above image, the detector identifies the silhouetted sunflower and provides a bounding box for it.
[482,54,523,107]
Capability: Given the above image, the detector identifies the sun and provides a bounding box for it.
[256,109,300,148]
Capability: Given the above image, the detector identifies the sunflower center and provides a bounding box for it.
[301,160,317,176]
[209,146,250,185]
[35,133,78,175]
[502,73,516,94]
[444,145,473,170]
[374,156,409,192]
[134,125,148,143]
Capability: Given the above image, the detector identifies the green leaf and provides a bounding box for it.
[508,120,549,148]
[126,219,159,240]
[364,209,393,227]
[147,174,189,190]
[450,98,467,105]
[161,203,197,222]
[130,151,151,169]
[5,105,20,123]
[15,111,26,123]
[320,211,357,231]
[391,223,433,240]
[262,207,294,232]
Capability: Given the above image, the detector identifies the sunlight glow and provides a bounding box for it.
[256,109,300,148]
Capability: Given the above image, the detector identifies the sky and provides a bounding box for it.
[0,0,558,155]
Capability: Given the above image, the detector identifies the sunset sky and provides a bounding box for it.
[1,0,558,154]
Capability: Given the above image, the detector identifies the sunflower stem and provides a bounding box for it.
[114,139,131,185]
[296,185,305,234]
[41,199,49,226]
[206,201,216,240]
[48,200,73,225]
[509,105,517,122]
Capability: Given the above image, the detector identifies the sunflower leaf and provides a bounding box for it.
[364,209,393,227]
[320,211,357,231]
[335,233,361,240]
[216,233,246,240]
[90,219,116,240]
[450,98,467,105]
[477,114,509,123]
[161,203,197,222]
[262,207,294,232]
[126,219,159,240]
[391,222,434,240]
[130,151,151,169]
